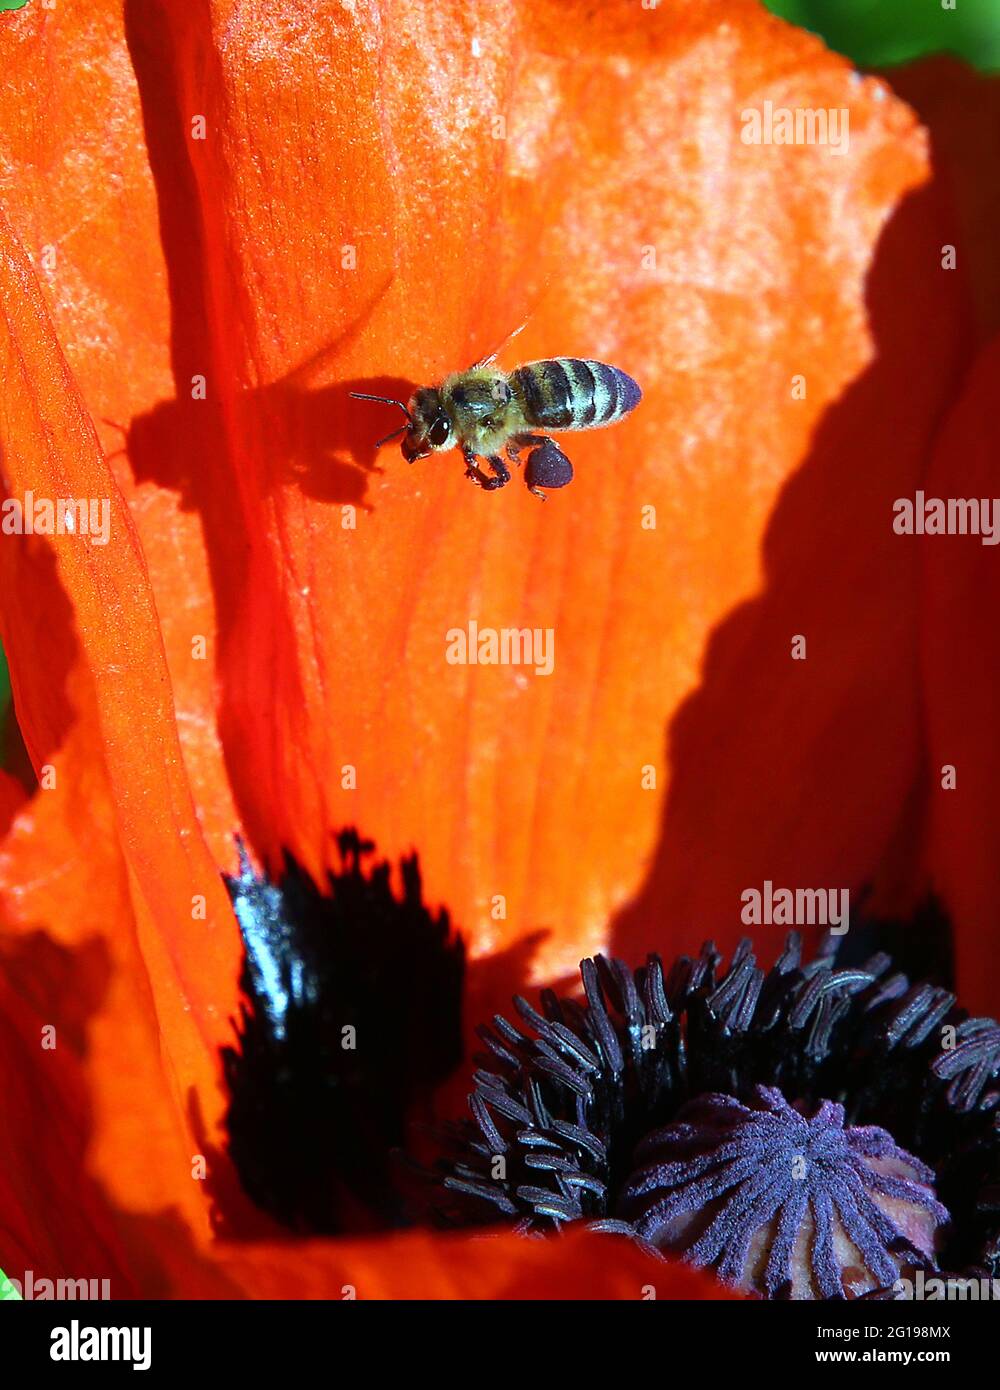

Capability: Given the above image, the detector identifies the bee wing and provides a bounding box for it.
[467,275,559,369]
[471,317,530,370]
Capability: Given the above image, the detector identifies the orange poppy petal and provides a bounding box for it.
[886,57,1000,343]
[0,0,238,854]
[104,0,962,987]
[0,768,26,836]
[0,909,138,1288]
[211,1226,734,1301]
[0,689,229,1262]
[0,2,987,1303]
[922,333,1000,1016]
[74,1218,734,1300]
[0,213,239,1152]
[615,162,967,962]
[0,720,730,1296]
[886,56,1000,1014]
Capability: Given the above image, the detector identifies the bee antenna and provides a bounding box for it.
[348,390,414,425]
[349,392,417,450]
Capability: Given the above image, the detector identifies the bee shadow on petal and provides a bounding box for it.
[270,373,419,506]
[114,369,417,514]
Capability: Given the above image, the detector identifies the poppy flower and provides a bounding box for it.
[0,1,997,1299]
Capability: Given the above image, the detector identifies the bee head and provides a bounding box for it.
[349,386,453,464]
[403,387,453,461]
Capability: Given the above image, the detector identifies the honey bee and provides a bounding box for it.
[350,344,641,499]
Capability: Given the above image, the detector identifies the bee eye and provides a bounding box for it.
[429,418,451,448]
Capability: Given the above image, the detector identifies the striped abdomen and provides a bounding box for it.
[511,358,642,432]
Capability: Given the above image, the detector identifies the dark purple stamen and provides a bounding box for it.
[932,1020,1000,1112]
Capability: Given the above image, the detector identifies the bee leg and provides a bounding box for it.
[461,446,492,488]
[483,455,511,490]
[505,441,522,468]
[522,436,574,499]
[461,447,510,492]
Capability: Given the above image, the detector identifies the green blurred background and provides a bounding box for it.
[0,0,997,769]
[765,0,1000,70]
